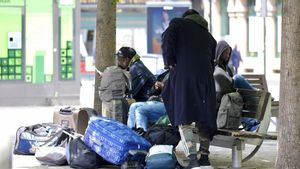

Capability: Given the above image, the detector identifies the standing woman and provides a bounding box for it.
[161,9,216,169]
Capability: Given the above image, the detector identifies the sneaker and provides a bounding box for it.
[184,161,201,169]
[184,154,201,169]
[135,127,146,136]
[198,155,211,166]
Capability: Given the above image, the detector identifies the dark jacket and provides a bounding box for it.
[129,59,156,102]
[161,14,217,138]
[214,40,235,109]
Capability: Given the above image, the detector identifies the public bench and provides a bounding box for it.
[191,89,277,168]
[211,89,276,168]
[212,73,279,168]
[242,74,279,133]
[242,74,279,118]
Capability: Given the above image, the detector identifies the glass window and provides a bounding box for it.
[276,0,282,58]
[220,0,229,36]
[26,0,53,83]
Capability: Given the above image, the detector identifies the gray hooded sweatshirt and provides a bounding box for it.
[214,40,235,108]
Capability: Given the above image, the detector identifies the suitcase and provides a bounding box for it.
[83,116,151,165]
[53,107,97,134]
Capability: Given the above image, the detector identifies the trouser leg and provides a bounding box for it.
[178,124,197,156]
[126,102,146,128]
[197,123,210,155]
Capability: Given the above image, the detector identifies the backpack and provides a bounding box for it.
[99,66,131,102]
[217,92,244,130]
[145,145,177,169]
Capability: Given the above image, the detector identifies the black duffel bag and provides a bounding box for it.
[143,124,181,147]
[66,137,103,169]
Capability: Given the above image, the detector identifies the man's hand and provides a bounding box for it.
[95,67,103,78]
[169,64,176,69]
[154,81,163,90]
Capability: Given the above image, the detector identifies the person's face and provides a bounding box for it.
[162,11,169,22]
[221,48,231,62]
[117,57,131,69]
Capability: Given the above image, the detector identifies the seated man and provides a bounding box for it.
[214,40,258,131]
[127,70,169,133]
[116,47,157,102]
[99,50,132,124]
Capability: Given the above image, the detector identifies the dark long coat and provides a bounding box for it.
[161,16,217,137]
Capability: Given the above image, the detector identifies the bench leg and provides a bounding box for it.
[232,140,242,168]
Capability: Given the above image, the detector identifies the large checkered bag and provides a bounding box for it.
[83,117,151,165]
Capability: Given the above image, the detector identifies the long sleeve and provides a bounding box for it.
[161,18,182,68]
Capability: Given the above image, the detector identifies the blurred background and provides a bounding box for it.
[0,0,281,107]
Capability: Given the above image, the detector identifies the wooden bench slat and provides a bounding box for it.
[252,84,266,90]
[246,79,264,84]
[217,129,264,139]
[216,129,277,140]
[237,89,270,121]
[242,74,269,91]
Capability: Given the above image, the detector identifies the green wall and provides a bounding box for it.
[60,5,74,80]
[0,0,76,82]
[0,7,22,80]
[25,0,53,83]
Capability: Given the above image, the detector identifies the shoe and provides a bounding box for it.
[184,154,201,169]
[199,154,211,166]
[199,155,213,169]
[135,127,146,136]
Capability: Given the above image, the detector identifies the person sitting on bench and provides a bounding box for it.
[214,40,259,131]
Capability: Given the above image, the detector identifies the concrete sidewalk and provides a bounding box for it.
[0,106,277,169]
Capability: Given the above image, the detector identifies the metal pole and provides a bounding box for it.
[209,0,212,32]
[261,0,267,75]
[263,16,266,75]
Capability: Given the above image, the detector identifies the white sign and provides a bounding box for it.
[8,32,22,49]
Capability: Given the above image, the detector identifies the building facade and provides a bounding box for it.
[81,0,281,74]
[0,0,81,106]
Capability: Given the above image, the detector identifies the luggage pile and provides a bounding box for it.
[13,107,184,168]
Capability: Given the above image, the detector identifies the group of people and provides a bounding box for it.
[100,9,253,169]
[99,46,169,135]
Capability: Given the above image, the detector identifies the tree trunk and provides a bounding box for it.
[276,1,300,168]
[94,1,116,115]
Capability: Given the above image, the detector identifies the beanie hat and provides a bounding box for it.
[116,47,136,59]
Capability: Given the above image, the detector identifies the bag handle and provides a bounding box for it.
[59,107,75,115]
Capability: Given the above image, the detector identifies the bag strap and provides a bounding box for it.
[122,70,132,99]
[40,128,65,147]
[62,129,83,139]
[40,128,83,147]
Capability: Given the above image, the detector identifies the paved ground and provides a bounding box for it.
[0,82,279,168]
[0,106,277,169]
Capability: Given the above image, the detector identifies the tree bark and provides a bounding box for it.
[94,1,116,115]
[276,1,300,168]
